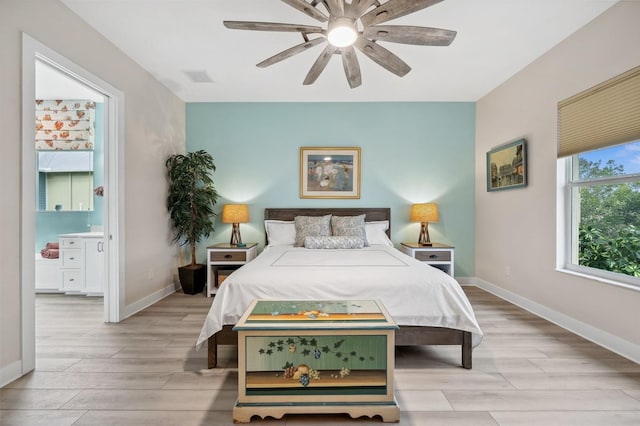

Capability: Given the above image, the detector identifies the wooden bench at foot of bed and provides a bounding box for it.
[208,325,472,369]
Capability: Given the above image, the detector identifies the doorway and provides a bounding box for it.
[34,59,106,299]
[21,33,124,374]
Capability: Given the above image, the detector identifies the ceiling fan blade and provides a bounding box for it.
[354,36,411,77]
[224,21,324,34]
[303,45,337,85]
[280,0,329,22]
[363,25,456,46]
[325,0,344,16]
[341,46,362,89]
[348,0,378,19]
[257,38,326,68]
[360,0,445,27]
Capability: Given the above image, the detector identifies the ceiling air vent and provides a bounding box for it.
[183,70,214,83]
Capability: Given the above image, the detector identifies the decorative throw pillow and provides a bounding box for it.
[294,215,331,247]
[264,220,296,246]
[331,214,368,246]
[304,235,365,249]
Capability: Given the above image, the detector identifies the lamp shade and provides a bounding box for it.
[410,203,439,223]
[221,204,249,224]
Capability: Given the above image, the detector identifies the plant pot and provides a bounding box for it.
[178,264,206,295]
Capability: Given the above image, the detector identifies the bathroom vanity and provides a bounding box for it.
[59,231,104,296]
[36,231,104,296]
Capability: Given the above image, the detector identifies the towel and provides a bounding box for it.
[40,248,59,259]
[45,242,59,249]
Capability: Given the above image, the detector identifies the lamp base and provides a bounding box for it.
[418,222,431,246]
[229,223,243,246]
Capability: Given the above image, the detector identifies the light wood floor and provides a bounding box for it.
[1,287,639,425]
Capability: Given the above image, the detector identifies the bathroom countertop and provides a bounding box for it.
[58,231,104,238]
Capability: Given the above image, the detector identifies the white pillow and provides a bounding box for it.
[365,221,393,246]
[264,220,296,246]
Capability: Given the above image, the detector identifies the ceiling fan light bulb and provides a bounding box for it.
[327,18,357,47]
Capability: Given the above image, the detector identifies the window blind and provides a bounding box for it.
[35,99,95,150]
[557,65,640,158]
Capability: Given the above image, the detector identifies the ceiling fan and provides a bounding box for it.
[224,0,456,89]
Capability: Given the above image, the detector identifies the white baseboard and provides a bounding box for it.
[0,360,23,388]
[456,276,473,285]
[470,277,640,364]
[121,282,178,320]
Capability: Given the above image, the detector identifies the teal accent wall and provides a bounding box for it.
[186,102,476,276]
[35,103,104,251]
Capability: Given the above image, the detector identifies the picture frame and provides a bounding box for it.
[486,138,527,192]
[300,147,361,199]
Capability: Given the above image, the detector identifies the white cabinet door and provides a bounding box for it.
[84,238,104,295]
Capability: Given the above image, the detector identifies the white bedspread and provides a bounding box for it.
[196,245,483,348]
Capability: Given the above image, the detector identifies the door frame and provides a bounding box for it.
[21,33,125,373]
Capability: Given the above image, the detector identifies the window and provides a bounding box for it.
[558,65,640,287]
[565,140,640,284]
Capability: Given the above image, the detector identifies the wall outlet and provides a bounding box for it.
[504,265,511,276]
[147,269,155,280]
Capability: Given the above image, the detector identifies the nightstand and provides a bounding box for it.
[400,242,455,277]
[206,243,257,297]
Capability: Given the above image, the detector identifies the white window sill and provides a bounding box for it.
[556,267,640,292]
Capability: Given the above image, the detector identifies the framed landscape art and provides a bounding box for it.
[300,147,361,199]
[486,138,527,192]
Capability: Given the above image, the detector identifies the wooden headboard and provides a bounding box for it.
[264,207,391,237]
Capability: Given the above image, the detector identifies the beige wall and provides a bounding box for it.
[0,0,185,378]
[476,2,640,350]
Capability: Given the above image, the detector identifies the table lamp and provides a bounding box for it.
[410,203,439,246]
[222,204,249,246]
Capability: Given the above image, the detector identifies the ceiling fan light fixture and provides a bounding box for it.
[327,17,357,48]
[224,0,457,88]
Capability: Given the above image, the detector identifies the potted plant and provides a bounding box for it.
[166,150,219,294]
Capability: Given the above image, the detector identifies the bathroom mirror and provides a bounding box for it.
[37,151,94,211]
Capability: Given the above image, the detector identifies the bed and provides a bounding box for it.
[197,207,482,369]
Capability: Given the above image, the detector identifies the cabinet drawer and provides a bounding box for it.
[62,250,83,268]
[62,270,83,291]
[211,251,246,262]
[415,250,451,262]
[60,238,81,249]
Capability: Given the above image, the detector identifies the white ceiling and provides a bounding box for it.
[60,0,618,102]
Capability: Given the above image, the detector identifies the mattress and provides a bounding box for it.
[196,244,483,348]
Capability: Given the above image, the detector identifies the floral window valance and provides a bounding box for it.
[35,99,95,150]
